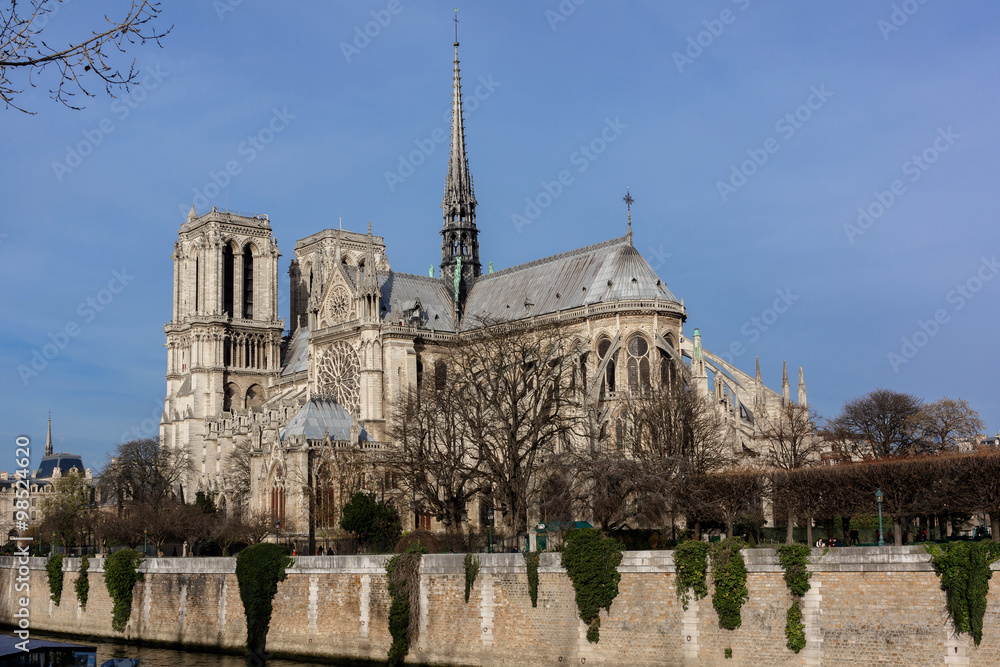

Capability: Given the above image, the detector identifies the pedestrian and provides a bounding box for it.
[850,528,859,546]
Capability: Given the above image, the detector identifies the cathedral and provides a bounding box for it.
[159,33,806,548]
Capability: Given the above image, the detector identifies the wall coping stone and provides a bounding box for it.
[3,545,995,578]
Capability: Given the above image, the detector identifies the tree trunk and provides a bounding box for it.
[726,518,734,540]
[806,518,813,547]
[893,519,902,546]
[841,516,851,545]
[786,508,795,544]
[990,510,999,542]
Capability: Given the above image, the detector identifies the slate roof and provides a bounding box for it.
[281,326,310,376]
[379,271,456,330]
[460,236,677,330]
[279,397,368,441]
[36,454,85,479]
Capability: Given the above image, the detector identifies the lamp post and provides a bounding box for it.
[875,488,885,546]
[52,531,56,557]
[275,519,281,548]
[487,509,494,554]
[143,528,148,557]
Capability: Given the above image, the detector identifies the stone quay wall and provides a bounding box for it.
[2,547,999,666]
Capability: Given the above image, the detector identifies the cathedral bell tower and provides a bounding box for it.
[161,207,284,498]
[440,24,481,315]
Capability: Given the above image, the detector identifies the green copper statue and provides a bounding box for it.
[454,256,462,301]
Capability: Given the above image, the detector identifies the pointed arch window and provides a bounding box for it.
[597,337,616,394]
[242,245,254,319]
[626,335,651,393]
[222,245,234,316]
[659,349,676,388]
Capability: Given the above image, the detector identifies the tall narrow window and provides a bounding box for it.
[626,335,651,393]
[222,245,234,316]
[434,360,447,390]
[194,257,199,313]
[660,349,675,388]
[242,246,254,319]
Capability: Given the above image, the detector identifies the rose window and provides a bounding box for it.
[316,341,361,414]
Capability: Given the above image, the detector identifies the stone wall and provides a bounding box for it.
[2,547,998,665]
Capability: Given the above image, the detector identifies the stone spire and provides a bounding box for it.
[754,357,765,409]
[440,13,481,310]
[45,412,53,456]
[691,328,708,397]
[359,221,380,322]
[782,360,791,405]
[797,366,807,406]
[442,18,476,227]
[623,188,634,246]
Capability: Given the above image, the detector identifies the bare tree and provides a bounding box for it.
[757,402,821,542]
[100,438,193,511]
[39,470,92,551]
[914,397,985,452]
[572,371,731,532]
[955,452,1000,541]
[385,381,487,537]
[223,439,254,518]
[0,1,170,112]
[696,467,768,539]
[826,388,925,459]
[451,322,583,540]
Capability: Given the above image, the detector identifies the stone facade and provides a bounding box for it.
[1,547,997,665]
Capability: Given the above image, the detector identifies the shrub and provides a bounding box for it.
[386,545,425,666]
[104,549,144,632]
[74,555,90,610]
[340,492,402,550]
[525,551,540,607]
[46,553,64,606]
[235,543,294,658]
[674,540,710,610]
[560,528,624,643]
[709,537,748,630]
[464,553,480,603]
[926,540,1000,646]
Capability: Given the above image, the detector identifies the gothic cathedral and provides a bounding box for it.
[160,34,806,546]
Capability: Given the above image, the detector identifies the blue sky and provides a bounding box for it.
[2,1,998,471]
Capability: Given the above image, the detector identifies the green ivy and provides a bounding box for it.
[46,554,64,606]
[776,544,811,653]
[74,555,90,611]
[524,551,540,608]
[235,543,293,659]
[464,553,480,604]
[560,528,624,644]
[674,540,710,611]
[104,549,144,632]
[386,544,425,666]
[776,544,812,597]
[926,541,1000,646]
[724,647,733,659]
[709,538,748,631]
[785,599,806,653]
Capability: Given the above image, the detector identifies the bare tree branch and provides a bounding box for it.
[0,1,170,113]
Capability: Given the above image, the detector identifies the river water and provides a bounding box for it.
[28,630,376,666]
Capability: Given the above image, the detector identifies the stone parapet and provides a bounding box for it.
[2,546,998,665]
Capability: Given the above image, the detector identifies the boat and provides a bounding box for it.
[101,660,140,667]
[0,634,97,666]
